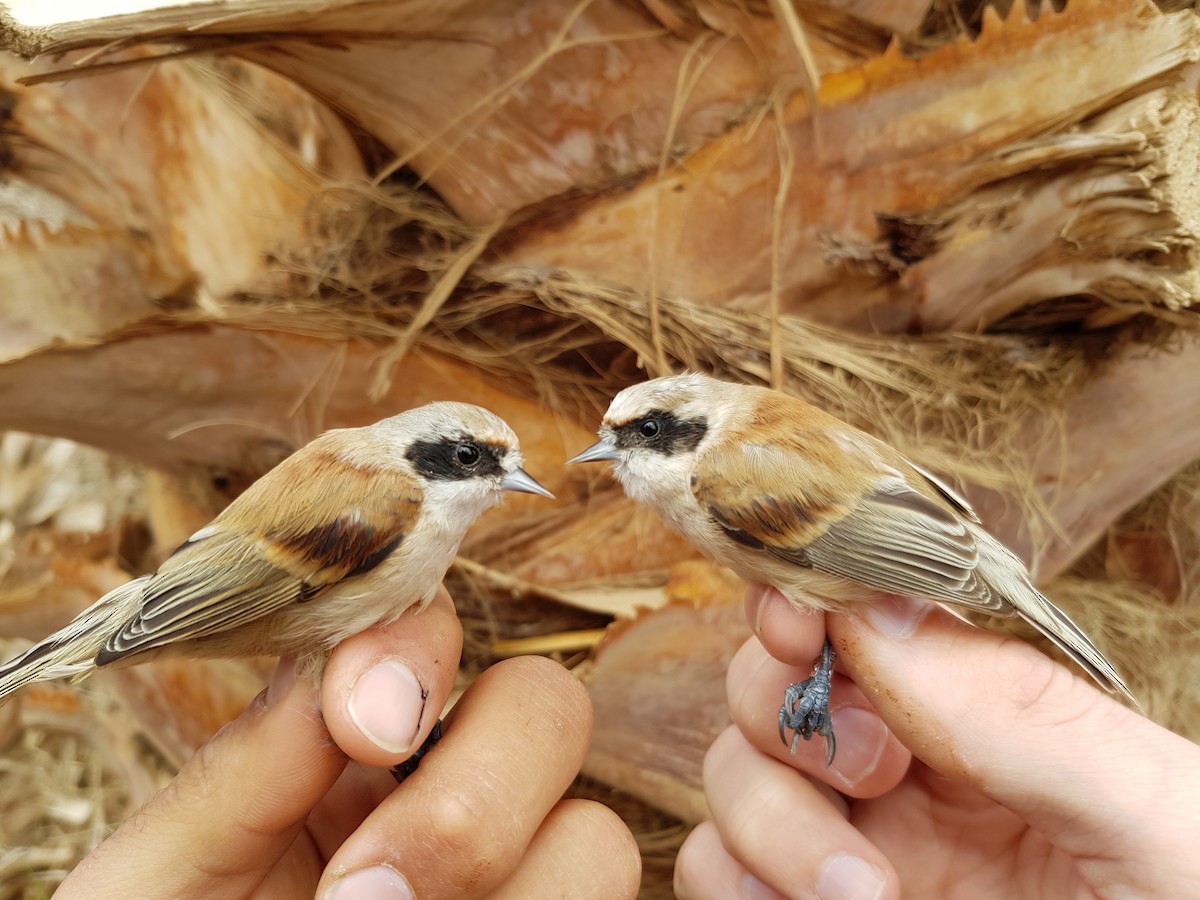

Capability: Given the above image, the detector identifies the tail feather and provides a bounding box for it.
[0,577,147,704]
[974,535,1132,710]
[0,646,94,700]
[1014,584,1138,708]
[977,536,1138,708]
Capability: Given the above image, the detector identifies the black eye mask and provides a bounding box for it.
[406,438,506,479]
[612,411,708,455]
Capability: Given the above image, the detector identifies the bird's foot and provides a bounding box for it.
[778,639,837,767]
[390,718,443,783]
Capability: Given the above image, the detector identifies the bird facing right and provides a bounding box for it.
[0,401,552,704]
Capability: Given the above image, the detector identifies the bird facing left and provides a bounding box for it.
[0,402,554,704]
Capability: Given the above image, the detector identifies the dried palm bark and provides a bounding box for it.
[5,0,1194,332]
[580,562,749,823]
[0,0,1198,895]
[0,46,363,363]
[503,1,1200,330]
[0,5,1195,576]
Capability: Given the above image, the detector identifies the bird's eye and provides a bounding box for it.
[638,418,661,439]
[455,442,481,466]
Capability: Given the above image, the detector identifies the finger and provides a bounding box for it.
[321,586,463,768]
[703,725,898,900]
[316,655,592,900]
[675,821,787,900]
[306,762,396,861]
[489,799,641,900]
[833,598,1200,875]
[726,636,912,797]
[58,665,345,899]
[702,727,896,898]
[745,583,826,666]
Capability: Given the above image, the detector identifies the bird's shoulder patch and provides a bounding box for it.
[692,434,859,553]
[96,440,425,665]
[254,450,422,586]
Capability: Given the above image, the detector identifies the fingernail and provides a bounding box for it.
[829,708,888,789]
[322,864,414,900]
[816,854,888,900]
[863,594,931,638]
[266,658,296,707]
[348,660,426,754]
[741,872,786,899]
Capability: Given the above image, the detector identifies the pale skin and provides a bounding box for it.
[56,588,641,900]
[674,585,1200,900]
[51,581,1200,899]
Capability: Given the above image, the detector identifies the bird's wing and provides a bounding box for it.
[98,444,422,665]
[693,435,1003,610]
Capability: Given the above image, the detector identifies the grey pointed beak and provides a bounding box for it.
[567,439,620,465]
[501,468,555,499]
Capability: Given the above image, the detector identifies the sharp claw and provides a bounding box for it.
[776,638,839,766]
[390,718,443,784]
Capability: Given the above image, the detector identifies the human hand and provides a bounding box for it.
[57,587,641,899]
[675,584,1200,898]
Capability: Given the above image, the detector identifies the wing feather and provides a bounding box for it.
[695,432,1004,611]
[97,439,421,665]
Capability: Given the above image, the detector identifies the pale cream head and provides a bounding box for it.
[368,401,552,520]
[572,373,738,517]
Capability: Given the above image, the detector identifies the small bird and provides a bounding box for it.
[0,402,553,704]
[570,373,1135,765]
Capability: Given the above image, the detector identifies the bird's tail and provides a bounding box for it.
[1016,584,1137,704]
[0,577,147,704]
[979,539,1138,708]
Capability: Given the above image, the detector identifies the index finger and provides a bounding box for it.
[317,655,593,900]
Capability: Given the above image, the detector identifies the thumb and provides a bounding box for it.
[57,664,346,899]
[829,597,1199,877]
